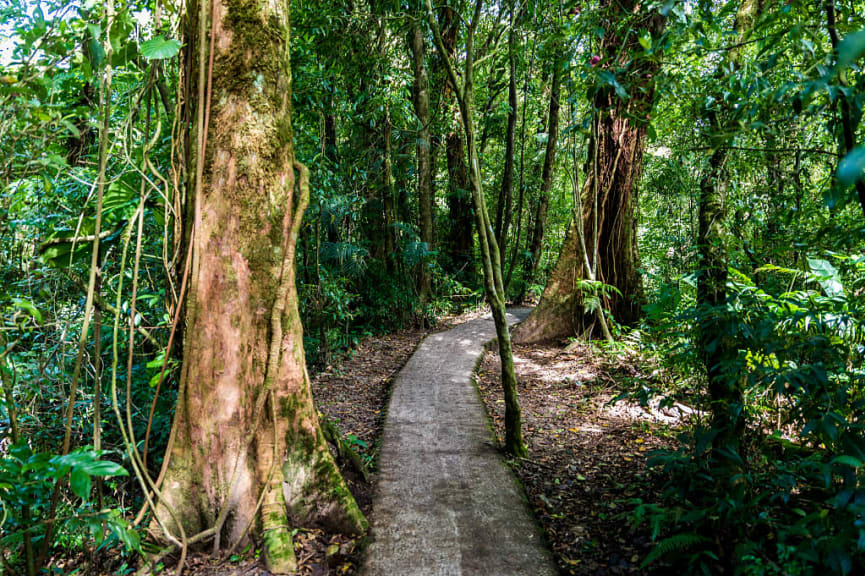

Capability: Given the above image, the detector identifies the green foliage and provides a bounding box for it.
[138,37,181,60]
[0,445,138,565]
[1,0,864,572]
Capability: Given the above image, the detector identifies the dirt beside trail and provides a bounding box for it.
[176,309,488,576]
[477,341,689,576]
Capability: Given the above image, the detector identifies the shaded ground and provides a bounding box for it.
[362,309,557,576]
[477,341,689,576]
[174,309,487,576]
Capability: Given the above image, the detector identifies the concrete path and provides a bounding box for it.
[361,309,558,576]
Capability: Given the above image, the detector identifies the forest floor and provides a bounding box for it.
[175,307,488,576]
[477,340,692,576]
[156,309,692,576]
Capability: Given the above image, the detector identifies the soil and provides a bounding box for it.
[476,340,691,576]
[174,308,487,576]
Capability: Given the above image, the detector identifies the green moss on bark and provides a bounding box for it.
[262,515,296,574]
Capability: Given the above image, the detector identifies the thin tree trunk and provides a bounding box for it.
[698,0,762,469]
[153,1,365,572]
[495,5,518,279]
[505,34,535,292]
[521,55,562,299]
[383,108,396,273]
[427,0,525,457]
[409,20,434,303]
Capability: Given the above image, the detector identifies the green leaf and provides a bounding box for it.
[70,468,91,500]
[87,33,105,68]
[837,29,865,70]
[11,298,42,324]
[60,118,80,138]
[78,460,128,477]
[832,455,864,469]
[597,70,629,99]
[808,257,844,298]
[140,37,181,60]
[837,146,865,188]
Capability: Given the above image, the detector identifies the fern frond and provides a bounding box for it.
[640,532,710,568]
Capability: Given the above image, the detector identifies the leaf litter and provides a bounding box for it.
[476,340,691,575]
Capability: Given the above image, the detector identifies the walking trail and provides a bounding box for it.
[361,309,557,576]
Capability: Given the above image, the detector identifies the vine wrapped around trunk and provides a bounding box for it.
[514,0,664,343]
[151,0,366,572]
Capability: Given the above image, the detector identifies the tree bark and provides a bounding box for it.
[153,1,366,572]
[515,2,663,343]
[494,6,518,279]
[427,0,525,457]
[698,0,762,466]
[383,108,396,273]
[446,131,475,283]
[521,55,562,299]
[409,21,435,303]
[504,34,535,292]
[439,6,475,284]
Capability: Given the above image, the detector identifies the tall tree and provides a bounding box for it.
[152,0,366,571]
[515,1,664,343]
[426,0,526,457]
[409,18,435,303]
[494,0,518,271]
[520,53,563,300]
[697,0,762,466]
[439,5,476,283]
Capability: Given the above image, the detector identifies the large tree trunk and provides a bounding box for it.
[521,56,562,298]
[446,130,475,283]
[152,1,366,572]
[514,2,663,343]
[409,21,434,303]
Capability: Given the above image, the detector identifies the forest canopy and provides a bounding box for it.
[0,0,864,574]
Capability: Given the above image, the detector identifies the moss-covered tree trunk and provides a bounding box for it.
[699,0,762,465]
[514,1,663,343]
[152,0,366,572]
[409,20,434,303]
[427,0,525,457]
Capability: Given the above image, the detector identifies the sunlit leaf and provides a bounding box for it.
[140,37,181,60]
[837,29,865,70]
[837,146,865,188]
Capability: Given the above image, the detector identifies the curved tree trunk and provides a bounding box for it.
[427,0,525,457]
[152,1,366,572]
[515,1,663,343]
